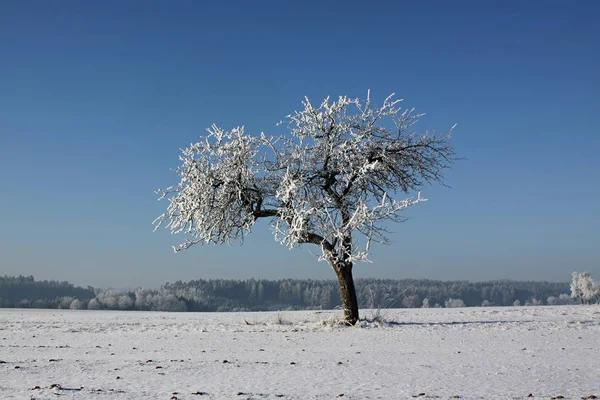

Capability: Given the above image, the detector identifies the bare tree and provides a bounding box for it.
[155,92,456,324]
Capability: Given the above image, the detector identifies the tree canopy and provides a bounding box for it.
[155,92,456,324]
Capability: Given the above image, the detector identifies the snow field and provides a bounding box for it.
[1,306,599,399]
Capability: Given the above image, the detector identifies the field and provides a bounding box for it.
[1,306,599,399]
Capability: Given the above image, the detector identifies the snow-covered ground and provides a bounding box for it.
[1,306,599,399]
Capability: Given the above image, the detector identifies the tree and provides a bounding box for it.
[445,298,465,308]
[402,294,421,308]
[571,272,582,303]
[559,293,574,304]
[87,298,101,310]
[69,298,85,310]
[571,272,595,304]
[118,294,134,310]
[579,272,594,304]
[593,280,600,304]
[155,92,456,324]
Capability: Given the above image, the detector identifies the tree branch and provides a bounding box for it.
[252,209,279,219]
[298,232,334,254]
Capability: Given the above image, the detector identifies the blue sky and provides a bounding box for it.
[1,1,598,288]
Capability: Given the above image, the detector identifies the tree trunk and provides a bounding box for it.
[334,264,359,325]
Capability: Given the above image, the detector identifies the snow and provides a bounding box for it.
[1,306,599,399]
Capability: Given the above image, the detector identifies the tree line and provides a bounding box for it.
[0,275,96,309]
[2,274,591,312]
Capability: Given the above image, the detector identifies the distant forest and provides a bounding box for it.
[0,275,579,312]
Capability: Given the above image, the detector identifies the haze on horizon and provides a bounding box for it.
[1,1,598,289]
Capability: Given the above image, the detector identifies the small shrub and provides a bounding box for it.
[274,312,291,325]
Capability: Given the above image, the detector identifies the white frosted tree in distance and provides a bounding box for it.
[445,298,465,308]
[592,280,600,304]
[571,272,582,303]
[571,272,591,304]
[155,92,456,324]
[571,271,596,305]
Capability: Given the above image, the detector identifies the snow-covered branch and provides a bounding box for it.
[153,125,277,250]
[155,93,456,264]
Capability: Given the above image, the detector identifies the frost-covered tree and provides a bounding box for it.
[422,298,431,308]
[87,298,101,310]
[117,294,134,310]
[97,291,120,309]
[155,92,456,324]
[546,296,559,305]
[571,272,583,304]
[559,293,574,304]
[579,272,594,304]
[18,298,31,308]
[157,294,187,312]
[69,298,85,310]
[133,288,149,310]
[445,298,465,308]
[402,294,421,308]
[525,297,543,306]
[592,280,600,304]
[571,272,595,304]
[57,296,75,309]
[547,294,575,305]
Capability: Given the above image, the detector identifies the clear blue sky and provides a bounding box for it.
[1,1,598,288]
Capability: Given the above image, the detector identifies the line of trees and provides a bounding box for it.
[1,275,585,312]
[154,278,575,311]
[0,275,96,309]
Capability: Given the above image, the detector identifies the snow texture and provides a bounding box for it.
[1,306,599,399]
